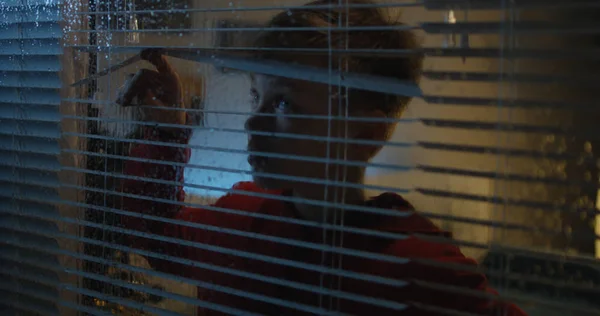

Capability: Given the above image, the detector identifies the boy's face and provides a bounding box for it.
[246,74,385,190]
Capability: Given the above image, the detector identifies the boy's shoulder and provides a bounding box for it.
[215,181,283,212]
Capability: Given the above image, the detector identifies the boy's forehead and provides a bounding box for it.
[251,73,323,93]
[252,73,287,87]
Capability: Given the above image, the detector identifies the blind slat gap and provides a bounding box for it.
[3,181,598,266]
[77,2,422,16]
[62,146,600,197]
[0,219,414,312]
[69,22,600,36]
[422,70,600,86]
[0,273,109,316]
[56,1,600,315]
[0,0,63,313]
[71,44,600,60]
[4,228,598,313]
[64,130,588,164]
[0,255,265,316]
[71,49,422,98]
[13,177,597,244]
[423,0,600,10]
[4,207,595,301]
[0,248,333,315]
[2,220,597,315]
[62,108,600,143]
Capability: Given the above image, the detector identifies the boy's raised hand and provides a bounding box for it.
[140,48,166,65]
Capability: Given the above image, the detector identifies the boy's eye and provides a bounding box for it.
[274,99,291,112]
[249,89,259,104]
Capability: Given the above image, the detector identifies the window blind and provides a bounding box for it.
[5,0,600,315]
[0,0,71,315]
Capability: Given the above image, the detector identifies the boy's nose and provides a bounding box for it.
[244,117,253,131]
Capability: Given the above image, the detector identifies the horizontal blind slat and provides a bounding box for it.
[65,124,584,163]
[420,141,576,160]
[0,221,519,314]
[0,239,61,315]
[422,71,599,85]
[0,0,61,7]
[0,87,61,105]
[76,2,420,16]
[6,193,597,299]
[70,21,600,36]
[0,218,413,298]
[0,156,60,172]
[74,48,423,97]
[67,149,412,194]
[0,203,416,287]
[71,145,593,192]
[0,248,318,315]
[0,167,58,187]
[0,119,60,138]
[0,182,59,201]
[419,164,596,190]
[0,22,62,40]
[423,95,592,110]
[69,47,422,96]
[0,291,107,316]
[0,103,60,121]
[0,6,60,24]
[0,261,163,316]
[0,55,61,72]
[67,146,598,197]
[422,21,600,35]
[59,2,600,315]
[56,161,600,233]
[0,295,59,316]
[6,228,599,315]
[60,154,600,226]
[0,269,258,316]
[420,118,597,141]
[7,201,548,314]
[70,44,600,60]
[2,215,598,315]
[0,39,62,56]
[2,178,583,253]
[64,112,600,162]
[423,0,600,10]
[0,72,61,89]
[0,2,62,316]
[0,135,60,155]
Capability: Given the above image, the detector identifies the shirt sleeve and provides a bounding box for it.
[386,237,528,316]
[120,126,192,273]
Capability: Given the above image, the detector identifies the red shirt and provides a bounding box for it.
[121,127,527,316]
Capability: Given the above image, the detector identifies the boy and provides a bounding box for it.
[119,1,527,315]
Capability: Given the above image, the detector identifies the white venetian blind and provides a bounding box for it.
[4,0,600,315]
[0,0,92,315]
[0,0,62,315]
